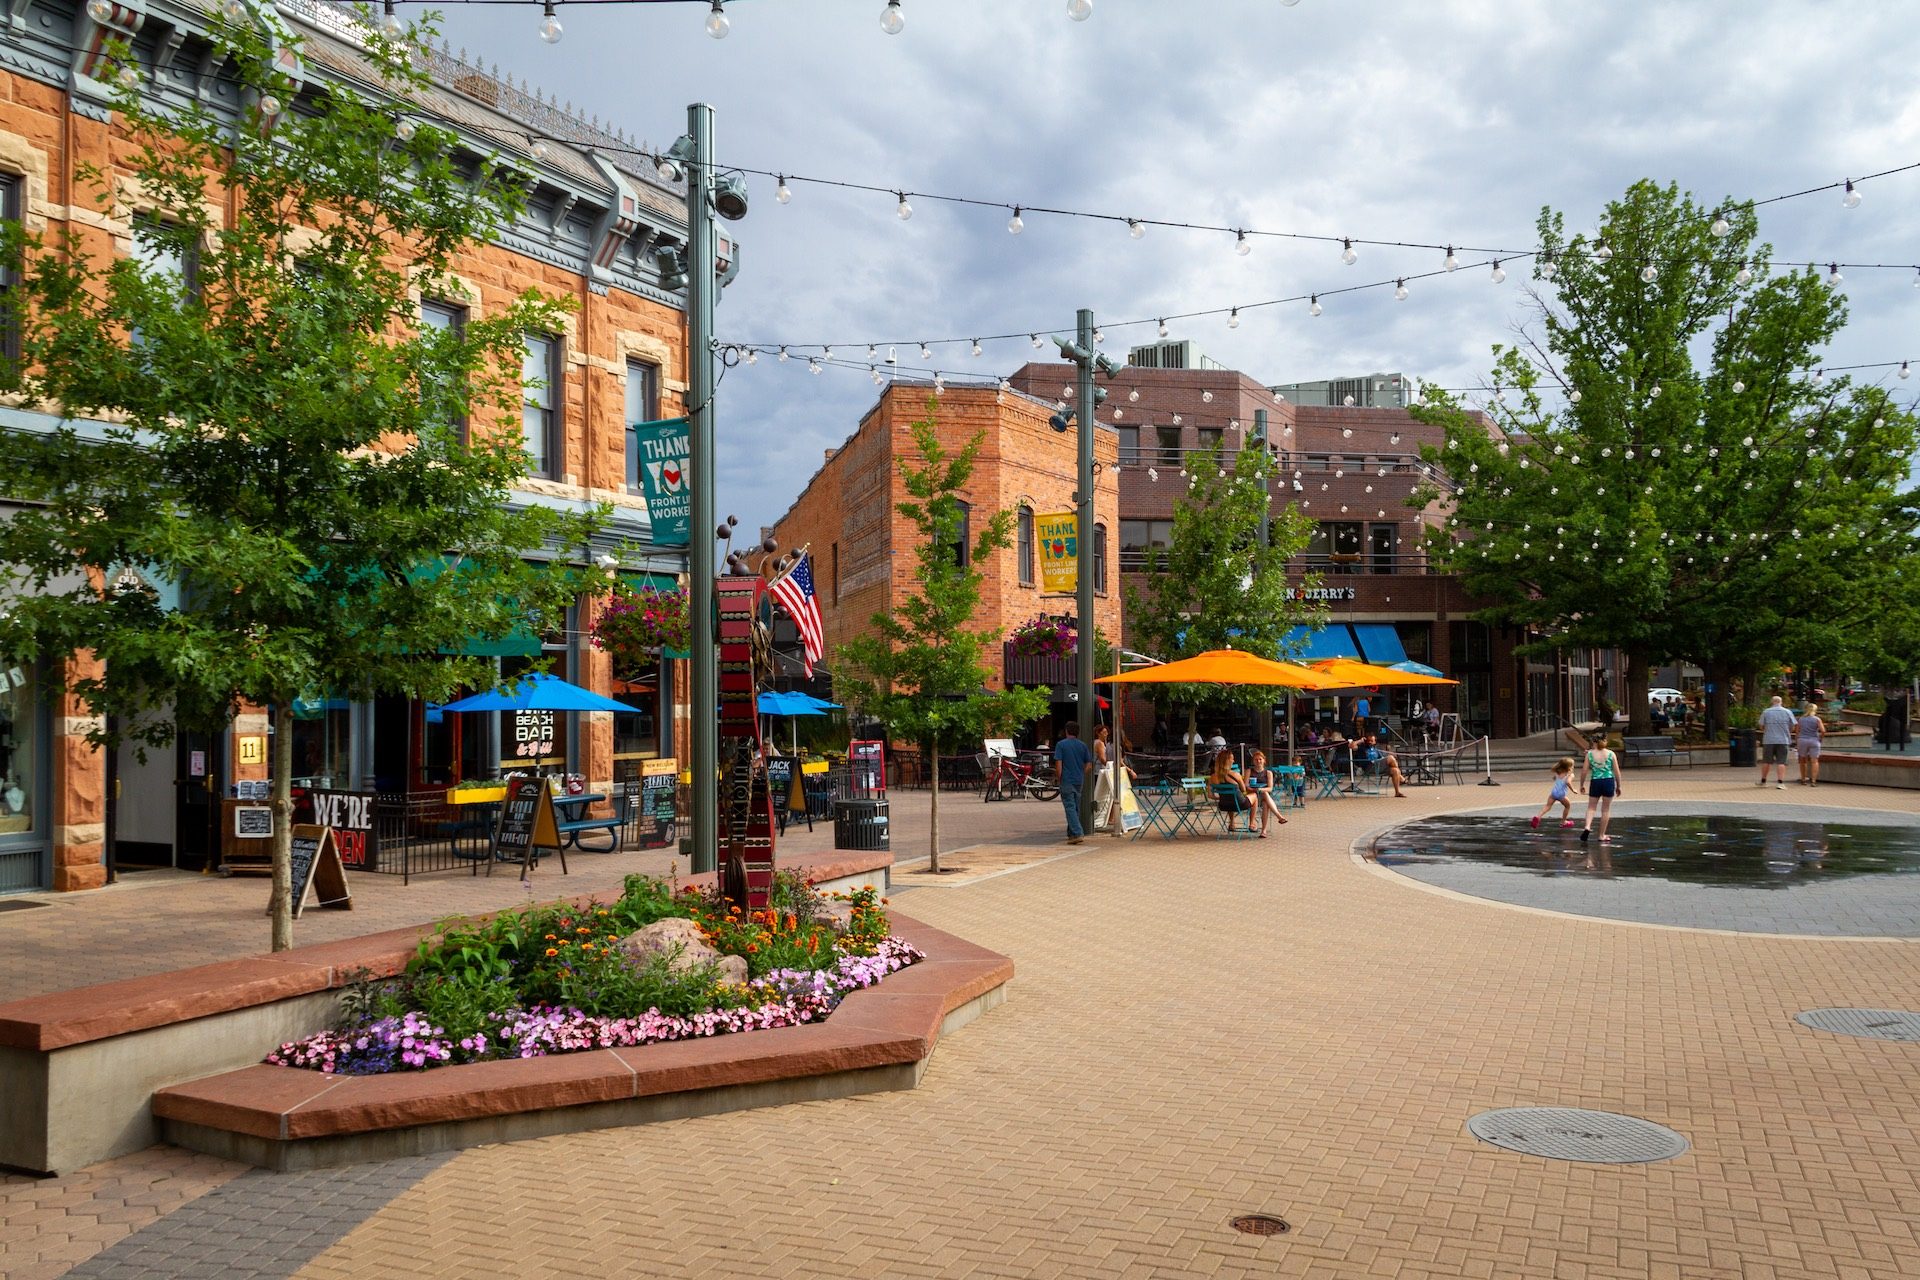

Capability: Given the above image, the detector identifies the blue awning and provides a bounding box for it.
[1282,624,1360,662]
[1352,623,1410,666]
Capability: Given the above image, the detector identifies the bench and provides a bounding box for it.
[1622,735,1691,768]
[555,816,622,851]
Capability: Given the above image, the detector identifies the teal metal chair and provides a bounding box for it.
[1211,783,1255,839]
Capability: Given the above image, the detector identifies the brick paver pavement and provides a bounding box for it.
[6,774,1919,1277]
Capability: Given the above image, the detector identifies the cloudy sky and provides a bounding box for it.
[437,0,1920,524]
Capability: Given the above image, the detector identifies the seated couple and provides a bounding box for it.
[1206,749,1288,837]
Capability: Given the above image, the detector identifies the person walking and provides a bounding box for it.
[1579,740,1622,843]
[1351,694,1372,739]
[1053,721,1094,845]
[1531,757,1580,830]
[1796,703,1825,787]
[1757,695,1797,789]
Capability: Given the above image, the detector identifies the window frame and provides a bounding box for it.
[521,332,562,480]
[950,499,971,569]
[623,358,661,495]
[1017,505,1035,586]
[1093,522,1108,594]
[1155,425,1183,465]
[0,174,19,369]
[419,299,468,442]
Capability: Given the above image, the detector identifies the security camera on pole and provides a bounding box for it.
[1051,311,1123,829]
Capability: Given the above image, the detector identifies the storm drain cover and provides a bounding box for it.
[1795,1008,1920,1043]
[1466,1108,1689,1164]
[1229,1214,1291,1236]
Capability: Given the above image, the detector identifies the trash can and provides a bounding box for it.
[1727,729,1756,768]
[833,798,890,851]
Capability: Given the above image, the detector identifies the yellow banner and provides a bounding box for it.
[1037,511,1079,594]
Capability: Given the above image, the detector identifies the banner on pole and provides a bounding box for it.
[1037,511,1079,594]
[632,417,691,546]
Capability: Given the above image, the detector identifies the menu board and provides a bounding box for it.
[632,758,678,851]
[286,823,352,918]
[491,776,561,877]
[849,740,886,795]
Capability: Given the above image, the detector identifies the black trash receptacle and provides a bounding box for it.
[1727,728,1756,768]
[833,798,890,851]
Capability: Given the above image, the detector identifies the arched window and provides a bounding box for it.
[1017,506,1035,585]
[1093,522,1108,594]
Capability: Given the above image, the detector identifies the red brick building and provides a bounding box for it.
[767,382,1121,741]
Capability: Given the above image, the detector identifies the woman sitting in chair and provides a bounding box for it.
[1207,748,1254,833]
[1244,749,1288,836]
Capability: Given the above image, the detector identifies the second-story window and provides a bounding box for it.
[624,359,660,494]
[419,300,467,440]
[1093,522,1108,593]
[0,175,19,369]
[1115,425,1139,464]
[522,333,560,478]
[1017,505,1035,585]
[1155,425,1182,465]
[1197,427,1223,455]
[130,215,197,348]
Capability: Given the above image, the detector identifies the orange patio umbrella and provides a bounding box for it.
[1098,648,1345,690]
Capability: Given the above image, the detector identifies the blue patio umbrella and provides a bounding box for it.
[439,672,632,714]
[1388,660,1446,679]
[757,690,842,751]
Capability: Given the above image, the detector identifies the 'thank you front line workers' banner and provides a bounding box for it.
[1037,511,1079,595]
[633,417,691,546]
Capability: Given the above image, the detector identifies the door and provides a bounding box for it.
[0,664,50,893]
[174,728,223,872]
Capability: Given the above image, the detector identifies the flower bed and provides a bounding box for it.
[264,875,920,1076]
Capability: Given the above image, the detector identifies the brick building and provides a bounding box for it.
[1008,358,1623,743]
[766,382,1120,742]
[0,0,701,891]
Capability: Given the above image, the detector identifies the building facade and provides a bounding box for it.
[0,0,701,891]
[766,382,1121,741]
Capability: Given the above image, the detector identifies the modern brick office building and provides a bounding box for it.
[0,0,700,891]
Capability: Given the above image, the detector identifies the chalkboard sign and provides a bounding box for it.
[286,823,352,918]
[490,776,562,878]
[849,740,886,796]
[233,806,273,838]
[632,759,678,851]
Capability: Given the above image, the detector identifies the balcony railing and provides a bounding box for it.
[1119,549,1437,574]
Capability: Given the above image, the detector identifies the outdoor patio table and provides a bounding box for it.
[1133,782,1208,840]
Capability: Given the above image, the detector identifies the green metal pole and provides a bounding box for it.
[687,103,717,875]
[1076,308,1097,826]
[1254,409,1272,758]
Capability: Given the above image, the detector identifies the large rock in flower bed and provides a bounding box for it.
[619,917,749,985]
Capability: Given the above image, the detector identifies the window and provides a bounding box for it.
[1017,506,1035,586]
[1093,523,1108,593]
[623,359,660,494]
[1197,427,1223,455]
[1115,425,1140,464]
[129,215,196,348]
[949,499,971,568]
[830,542,840,605]
[0,175,18,368]
[522,333,560,478]
[1308,521,1363,574]
[1155,425,1183,465]
[1119,519,1173,570]
[419,300,467,440]
[1369,522,1397,573]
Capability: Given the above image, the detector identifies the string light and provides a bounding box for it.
[380,0,405,35]
[538,0,562,44]
[1030,333,1043,349]
[1901,362,1912,380]
[1640,260,1657,282]
[530,138,549,160]
[1156,319,1168,338]
[775,175,792,204]
[971,338,983,357]
[1710,213,1731,237]
[919,343,932,360]
[395,117,417,142]
[1828,262,1843,287]
[1843,179,1861,208]
[705,0,728,38]
[1128,218,1144,239]
[1539,253,1557,280]
[1234,230,1251,257]
[1735,261,1753,285]
[879,0,904,34]
[1308,294,1322,316]
[1341,237,1357,265]
[777,346,789,362]
[1227,307,1240,328]
[1068,0,1093,20]
[1443,246,1459,272]
[1007,206,1023,234]
[895,191,912,220]
[1490,260,1506,284]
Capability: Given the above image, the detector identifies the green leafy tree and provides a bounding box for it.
[0,9,602,947]
[837,402,1050,873]
[1125,433,1322,771]
[1411,179,1918,736]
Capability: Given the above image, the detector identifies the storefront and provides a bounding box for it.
[0,663,50,893]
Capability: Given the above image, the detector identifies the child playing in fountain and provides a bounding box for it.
[1530,757,1579,830]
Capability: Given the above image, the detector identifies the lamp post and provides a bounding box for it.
[1051,311,1123,769]
[1252,408,1273,758]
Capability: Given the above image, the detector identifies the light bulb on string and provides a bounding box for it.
[1128,388,1139,403]
[395,117,417,142]
[1735,260,1752,285]
[1031,334,1044,349]
[1827,262,1843,287]
[381,0,405,35]
[1569,389,1582,404]
[1093,328,1104,344]
[86,0,111,21]
[1341,238,1357,266]
[1234,230,1251,256]
[1007,206,1023,234]
[1202,390,1213,403]
[1900,361,1911,380]
[919,343,931,360]
[1842,179,1861,209]
[895,192,912,220]
[1710,213,1731,237]
[1067,0,1092,19]
[1539,253,1557,280]
[745,349,757,365]
[866,345,878,360]
[870,366,882,385]
[530,138,549,160]
[1157,318,1168,338]
[775,176,792,204]
[539,1,562,44]
[1227,307,1240,329]
[1309,295,1322,316]
[971,339,982,358]
[1394,278,1408,301]
[1640,261,1657,283]
[1128,219,1144,239]
[879,0,905,34]
[1443,246,1459,272]
[807,358,820,375]
[1731,379,1744,392]
[777,346,789,362]
[1813,368,1825,385]
[1490,260,1506,284]
[257,93,280,116]
[705,0,729,38]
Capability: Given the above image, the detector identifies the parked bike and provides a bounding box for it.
[980,752,1060,802]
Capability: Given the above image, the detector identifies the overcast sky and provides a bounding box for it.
[438,0,1920,526]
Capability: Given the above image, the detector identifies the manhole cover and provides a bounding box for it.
[1466,1108,1689,1164]
[1795,1008,1920,1043]
[1229,1214,1291,1236]
[0,900,49,913]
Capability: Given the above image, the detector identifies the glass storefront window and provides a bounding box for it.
[290,702,351,789]
[0,664,37,835]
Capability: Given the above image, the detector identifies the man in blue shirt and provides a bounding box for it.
[1053,721,1094,844]
[1756,695,1797,790]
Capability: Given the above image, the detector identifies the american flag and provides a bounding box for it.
[770,553,824,677]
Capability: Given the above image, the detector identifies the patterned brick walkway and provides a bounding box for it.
[6,773,1920,1278]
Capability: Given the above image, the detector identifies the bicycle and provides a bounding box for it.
[981,752,1060,802]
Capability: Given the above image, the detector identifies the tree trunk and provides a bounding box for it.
[269,702,295,952]
[1703,660,1727,740]
[1738,664,1761,708]
[1623,650,1652,737]
[1186,706,1198,776]
[928,744,941,875]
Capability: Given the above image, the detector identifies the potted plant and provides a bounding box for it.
[591,582,690,676]
[1726,703,1759,768]
[1008,615,1076,661]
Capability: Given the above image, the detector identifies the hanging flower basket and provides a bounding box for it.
[1008,615,1076,661]
[591,583,690,675]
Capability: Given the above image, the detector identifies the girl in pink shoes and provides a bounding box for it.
[1531,757,1579,830]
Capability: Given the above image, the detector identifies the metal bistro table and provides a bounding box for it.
[1133,778,1211,840]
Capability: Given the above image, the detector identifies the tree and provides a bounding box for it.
[1125,433,1322,772]
[0,10,601,947]
[1410,179,1918,736]
[837,402,1050,873]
